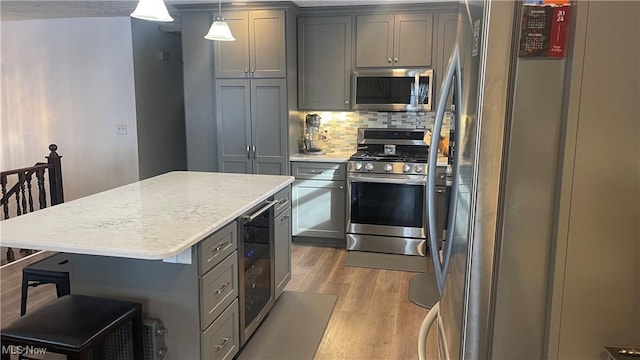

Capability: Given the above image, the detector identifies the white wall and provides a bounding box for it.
[1,17,140,201]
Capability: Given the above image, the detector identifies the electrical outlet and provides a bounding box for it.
[116,124,128,135]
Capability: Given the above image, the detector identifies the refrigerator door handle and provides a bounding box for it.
[427,44,460,295]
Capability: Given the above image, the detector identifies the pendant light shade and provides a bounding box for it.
[204,0,235,41]
[130,0,174,22]
[204,17,236,41]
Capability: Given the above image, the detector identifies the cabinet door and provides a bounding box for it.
[249,10,286,78]
[251,79,287,175]
[217,80,252,173]
[292,179,345,239]
[394,13,434,67]
[298,16,353,110]
[215,11,250,78]
[274,206,291,299]
[356,14,394,68]
[434,11,458,109]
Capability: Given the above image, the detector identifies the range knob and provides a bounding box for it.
[402,164,411,173]
[384,164,392,172]
[415,165,424,173]
[364,163,374,171]
[354,162,363,171]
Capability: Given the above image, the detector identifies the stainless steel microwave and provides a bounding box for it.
[352,69,433,112]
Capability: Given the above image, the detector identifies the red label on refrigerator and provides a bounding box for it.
[548,5,570,57]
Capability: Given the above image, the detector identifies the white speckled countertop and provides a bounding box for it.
[0,172,294,260]
[290,151,450,166]
[289,151,353,163]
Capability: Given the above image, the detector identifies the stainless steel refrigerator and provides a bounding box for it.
[419,0,577,358]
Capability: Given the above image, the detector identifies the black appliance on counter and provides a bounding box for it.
[237,199,277,346]
[346,128,448,256]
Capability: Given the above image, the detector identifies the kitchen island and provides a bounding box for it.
[0,171,294,359]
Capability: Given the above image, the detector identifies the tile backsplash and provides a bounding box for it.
[300,111,450,153]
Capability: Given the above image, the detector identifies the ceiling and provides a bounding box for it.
[0,0,446,21]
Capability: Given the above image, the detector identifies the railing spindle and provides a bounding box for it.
[37,168,47,209]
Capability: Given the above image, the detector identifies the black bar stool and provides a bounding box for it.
[21,253,71,316]
[1,295,144,360]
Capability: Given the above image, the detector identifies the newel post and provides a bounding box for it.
[47,144,64,205]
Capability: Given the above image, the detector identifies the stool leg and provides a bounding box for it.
[20,275,29,316]
[131,310,144,360]
[55,277,71,298]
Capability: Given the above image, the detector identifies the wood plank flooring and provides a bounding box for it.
[0,245,438,359]
[285,244,438,360]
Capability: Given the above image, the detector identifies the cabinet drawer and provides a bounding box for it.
[200,252,238,330]
[202,299,240,360]
[291,162,346,180]
[199,221,237,275]
[273,186,291,216]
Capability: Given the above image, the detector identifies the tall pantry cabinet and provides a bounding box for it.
[181,5,297,175]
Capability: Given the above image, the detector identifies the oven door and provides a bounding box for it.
[347,173,427,239]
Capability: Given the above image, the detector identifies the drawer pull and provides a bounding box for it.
[216,337,230,351]
[214,241,229,253]
[215,282,230,295]
[278,199,289,207]
[307,170,323,174]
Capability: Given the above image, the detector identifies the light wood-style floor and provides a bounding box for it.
[0,245,437,359]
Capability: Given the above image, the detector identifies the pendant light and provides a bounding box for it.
[130,0,174,22]
[204,0,235,41]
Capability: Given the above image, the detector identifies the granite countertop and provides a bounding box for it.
[290,151,450,166]
[0,172,294,260]
[290,151,353,163]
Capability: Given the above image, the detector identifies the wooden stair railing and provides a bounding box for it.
[1,144,64,263]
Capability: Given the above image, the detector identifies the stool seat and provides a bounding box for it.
[2,295,143,359]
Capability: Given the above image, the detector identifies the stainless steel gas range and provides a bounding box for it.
[346,128,448,256]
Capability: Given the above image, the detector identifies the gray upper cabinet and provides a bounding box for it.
[434,11,458,108]
[356,13,433,68]
[298,16,353,110]
[217,79,287,175]
[215,10,286,79]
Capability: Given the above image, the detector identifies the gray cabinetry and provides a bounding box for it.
[215,10,286,79]
[434,11,457,108]
[298,16,353,110]
[291,162,346,243]
[356,13,433,68]
[196,222,240,360]
[217,78,287,175]
[273,186,291,299]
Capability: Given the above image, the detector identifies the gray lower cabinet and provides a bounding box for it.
[291,162,346,242]
[198,221,240,360]
[274,210,291,299]
[217,78,288,175]
[298,16,353,110]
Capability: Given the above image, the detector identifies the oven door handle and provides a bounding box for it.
[348,175,427,186]
[242,200,278,222]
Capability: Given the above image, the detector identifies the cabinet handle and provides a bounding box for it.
[345,100,349,105]
[278,199,289,208]
[394,57,399,63]
[216,337,230,351]
[215,282,230,295]
[244,68,249,73]
[214,241,229,252]
[252,145,256,159]
[308,170,323,174]
[250,68,256,73]
[339,186,344,189]
[246,145,251,159]
[387,57,392,63]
